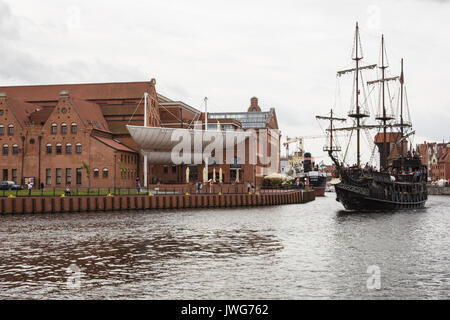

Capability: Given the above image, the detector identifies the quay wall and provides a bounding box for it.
[427,186,450,195]
[0,190,315,214]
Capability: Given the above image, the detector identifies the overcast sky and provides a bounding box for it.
[1,0,449,164]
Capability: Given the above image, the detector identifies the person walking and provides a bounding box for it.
[27,182,33,196]
[136,179,141,194]
[247,182,251,193]
[199,183,203,194]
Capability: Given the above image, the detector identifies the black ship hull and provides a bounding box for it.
[334,182,427,211]
[308,172,327,197]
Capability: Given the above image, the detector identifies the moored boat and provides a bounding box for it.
[316,23,428,211]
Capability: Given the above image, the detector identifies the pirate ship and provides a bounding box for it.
[316,23,428,211]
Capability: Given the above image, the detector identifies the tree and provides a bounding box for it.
[81,161,91,189]
[118,160,129,188]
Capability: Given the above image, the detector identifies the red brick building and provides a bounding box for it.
[0,81,280,188]
[416,141,450,182]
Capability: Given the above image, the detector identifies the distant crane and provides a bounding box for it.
[283,135,346,157]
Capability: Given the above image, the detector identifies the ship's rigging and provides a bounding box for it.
[317,24,414,168]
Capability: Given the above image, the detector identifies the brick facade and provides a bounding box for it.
[416,141,450,182]
[0,81,280,188]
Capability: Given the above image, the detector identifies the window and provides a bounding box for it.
[76,168,82,185]
[103,168,108,178]
[51,123,57,134]
[66,143,72,154]
[172,166,176,173]
[62,108,67,114]
[66,168,72,185]
[0,110,3,115]
[46,144,52,154]
[56,168,62,185]
[71,123,77,134]
[2,169,7,181]
[3,144,8,155]
[46,168,51,185]
[12,169,17,184]
[12,144,19,154]
[8,124,13,136]
[0,125,3,135]
[93,168,99,177]
[76,143,82,153]
[56,143,62,154]
[163,166,168,174]
[61,123,67,134]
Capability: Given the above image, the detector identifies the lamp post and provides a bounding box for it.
[204,97,208,182]
[143,92,149,188]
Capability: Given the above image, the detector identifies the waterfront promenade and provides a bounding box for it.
[0,188,315,214]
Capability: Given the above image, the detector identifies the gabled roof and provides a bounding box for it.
[3,97,37,128]
[92,135,137,153]
[0,81,154,102]
[70,97,110,132]
[438,150,450,163]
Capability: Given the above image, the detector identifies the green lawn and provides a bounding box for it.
[0,188,146,197]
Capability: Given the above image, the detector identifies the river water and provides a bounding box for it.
[0,194,448,299]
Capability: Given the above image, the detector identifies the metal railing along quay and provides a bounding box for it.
[0,184,300,198]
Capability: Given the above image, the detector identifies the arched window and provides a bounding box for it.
[8,124,14,136]
[66,143,72,154]
[93,168,99,177]
[76,143,82,153]
[71,123,77,134]
[46,144,52,154]
[0,125,4,136]
[61,123,67,134]
[12,144,19,154]
[51,123,57,134]
[3,144,8,155]
[56,143,62,154]
[102,168,109,178]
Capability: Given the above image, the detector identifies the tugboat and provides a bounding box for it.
[316,23,428,211]
[299,152,327,197]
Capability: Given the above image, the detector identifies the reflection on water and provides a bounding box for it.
[0,196,448,299]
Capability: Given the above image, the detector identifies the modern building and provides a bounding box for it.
[0,81,280,188]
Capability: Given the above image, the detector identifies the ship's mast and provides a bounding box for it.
[375,35,394,170]
[346,23,372,167]
[354,23,361,167]
[382,35,387,170]
[316,109,346,153]
[400,58,404,157]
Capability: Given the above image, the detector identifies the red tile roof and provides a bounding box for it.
[70,97,110,132]
[374,132,402,143]
[4,97,37,128]
[93,135,137,153]
[0,81,153,101]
